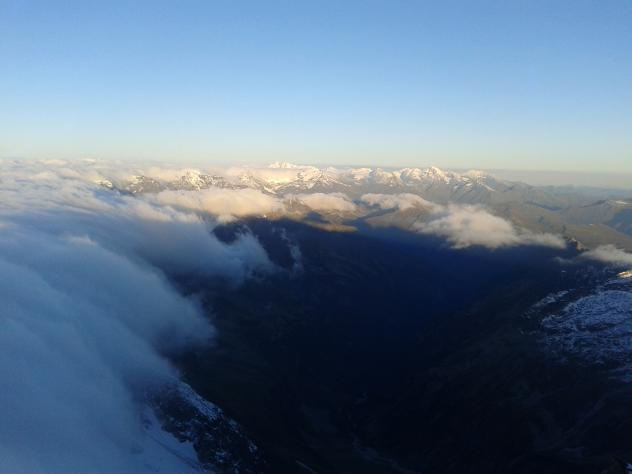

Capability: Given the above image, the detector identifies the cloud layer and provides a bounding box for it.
[151,188,285,223]
[0,229,210,473]
[0,160,275,473]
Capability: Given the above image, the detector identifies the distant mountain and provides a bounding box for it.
[112,163,572,204]
[107,163,632,250]
[124,171,242,194]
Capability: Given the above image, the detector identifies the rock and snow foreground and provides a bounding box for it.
[140,382,262,474]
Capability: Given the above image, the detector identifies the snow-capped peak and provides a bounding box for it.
[399,167,424,182]
[420,166,454,183]
[112,163,506,197]
[345,167,373,182]
[268,161,304,169]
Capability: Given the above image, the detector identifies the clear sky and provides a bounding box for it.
[1,0,631,172]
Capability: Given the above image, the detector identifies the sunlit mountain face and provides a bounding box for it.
[1,160,632,473]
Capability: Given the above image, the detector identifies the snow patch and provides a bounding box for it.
[542,290,632,381]
[139,406,203,473]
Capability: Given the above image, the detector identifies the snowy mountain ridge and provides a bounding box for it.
[115,163,505,196]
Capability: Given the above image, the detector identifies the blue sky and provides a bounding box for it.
[1,0,631,172]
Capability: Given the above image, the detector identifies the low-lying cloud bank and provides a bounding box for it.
[0,161,275,473]
[361,193,434,211]
[288,192,358,213]
[581,245,632,267]
[0,228,211,473]
[151,187,285,223]
[415,204,566,250]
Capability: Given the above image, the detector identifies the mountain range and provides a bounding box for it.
[108,162,632,251]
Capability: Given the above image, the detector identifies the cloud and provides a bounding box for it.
[0,226,210,473]
[150,187,285,223]
[0,160,276,473]
[288,192,357,213]
[581,245,632,267]
[415,204,566,250]
[361,193,435,211]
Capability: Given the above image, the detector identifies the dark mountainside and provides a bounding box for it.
[169,219,631,473]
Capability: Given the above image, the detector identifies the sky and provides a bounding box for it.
[1,0,631,173]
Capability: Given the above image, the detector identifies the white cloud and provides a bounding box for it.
[415,204,566,250]
[361,193,435,211]
[0,160,276,473]
[150,187,285,223]
[288,192,357,213]
[0,226,210,473]
[582,245,632,267]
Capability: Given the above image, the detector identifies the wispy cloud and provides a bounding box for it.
[288,192,358,213]
[361,193,435,211]
[415,204,566,250]
[581,245,632,267]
